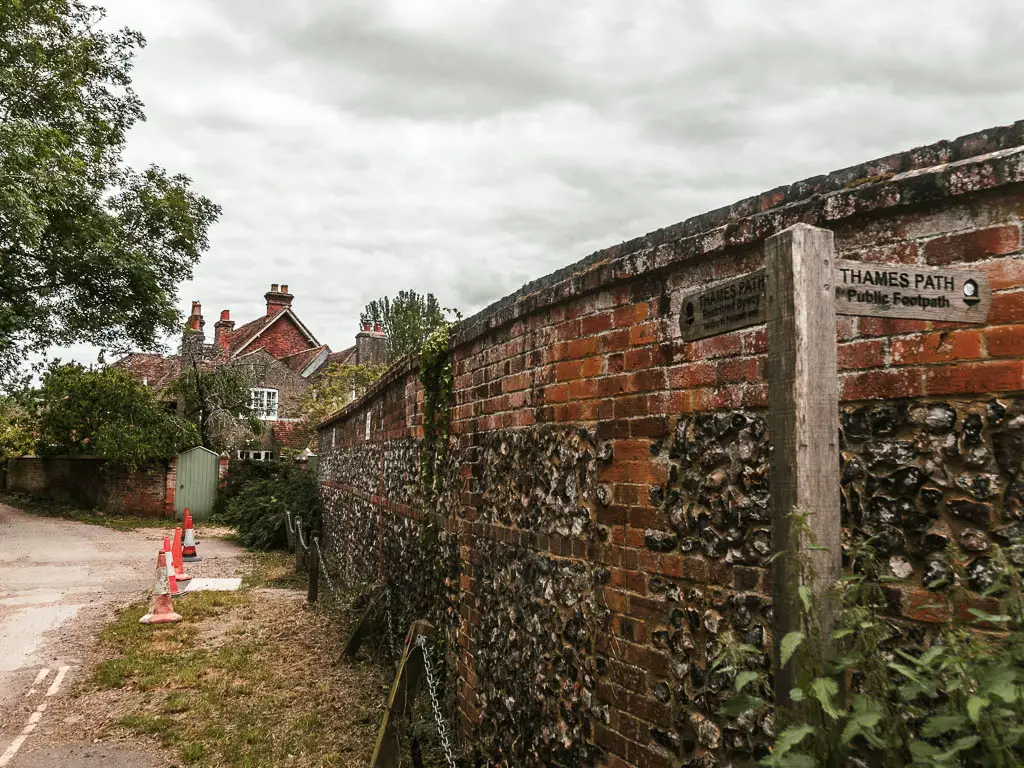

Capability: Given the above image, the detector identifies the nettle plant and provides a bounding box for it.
[716,509,1024,768]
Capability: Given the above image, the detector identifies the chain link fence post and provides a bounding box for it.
[308,535,320,603]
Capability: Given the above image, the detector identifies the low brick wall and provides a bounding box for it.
[318,120,1024,766]
[5,456,175,518]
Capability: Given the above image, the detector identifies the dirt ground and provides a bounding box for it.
[0,503,395,767]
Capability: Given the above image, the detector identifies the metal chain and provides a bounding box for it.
[284,509,296,535]
[383,588,401,660]
[295,518,310,552]
[417,635,457,768]
[313,537,336,597]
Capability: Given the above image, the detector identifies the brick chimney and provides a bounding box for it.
[356,320,388,365]
[214,309,235,351]
[265,283,293,315]
[181,301,205,358]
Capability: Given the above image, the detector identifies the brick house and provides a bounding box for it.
[115,283,386,458]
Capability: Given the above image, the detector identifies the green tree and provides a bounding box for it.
[167,357,265,451]
[361,290,455,361]
[298,362,387,437]
[0,1,221,382]
[0,392,36,461]
[35,363,198,470]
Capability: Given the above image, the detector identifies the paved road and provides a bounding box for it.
[0,502,242,767]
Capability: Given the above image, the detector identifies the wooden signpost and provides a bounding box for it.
[677,224,992,717]
[764,225,842,712]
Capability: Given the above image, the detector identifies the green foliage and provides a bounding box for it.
[717,511,1024,767]
[299,362,387,433]
[217,460,320,551]
[0,0,221,382]
[361,290,455,362]
[35,362,198,470]
[0,392,36,461]
[419,322,454,497]
[167,357,263,451]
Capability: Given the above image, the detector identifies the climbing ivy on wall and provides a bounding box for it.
[419,322,454,497]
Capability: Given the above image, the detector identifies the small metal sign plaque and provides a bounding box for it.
[678,262,991,341]
[678,271,767,341]
[833,260,991,323]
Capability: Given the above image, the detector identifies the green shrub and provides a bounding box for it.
[217,460,320,551]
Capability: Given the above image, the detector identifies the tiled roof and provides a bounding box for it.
[325,345,357,366]
[280,345,329,375]
[113,354,182,390]
[228,311,280,354]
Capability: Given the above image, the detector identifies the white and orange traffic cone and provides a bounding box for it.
[163,536,185,597]
[182,508,201,562]
[171,527,192,585]
[140,550,183,625]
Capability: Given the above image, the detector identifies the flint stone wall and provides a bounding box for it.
[319,121,1024,767]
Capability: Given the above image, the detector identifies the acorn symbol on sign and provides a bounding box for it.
[685,301,695,327]
[962,279,980,307]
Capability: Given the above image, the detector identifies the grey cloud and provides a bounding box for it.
[52,0,1024,364]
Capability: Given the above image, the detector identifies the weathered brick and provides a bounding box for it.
[837,339,886,370]
[841,368,923,401]
[614,303,649,328]
[923,225,1020,266]
[986,325,1024,357]
[688,332,742,360]
[890,330,983,365]
[924,360,1024,395]
[900,586,952,623]
[581,311,614,336]
[667,361,717,389]
[989,291,1024,325]
[857,316,930,338]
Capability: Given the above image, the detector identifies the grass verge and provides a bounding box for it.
[78,570,390,767]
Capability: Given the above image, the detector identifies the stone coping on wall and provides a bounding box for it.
[318,120,1024,432]
[317,351,420,430]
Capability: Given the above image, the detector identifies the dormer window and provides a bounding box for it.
[250,388,278,420]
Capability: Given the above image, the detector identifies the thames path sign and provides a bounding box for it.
[833,260,991,322]
[678,261,991,341]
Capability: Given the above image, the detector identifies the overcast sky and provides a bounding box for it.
[66,0,1024,360]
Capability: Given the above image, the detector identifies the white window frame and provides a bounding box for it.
[250,388,279,420]
[236,449,273,461]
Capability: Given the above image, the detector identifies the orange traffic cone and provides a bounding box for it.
[182,508,201,562]
[163,537,185,597]
[171,527,192,585]
[140,550,182,625]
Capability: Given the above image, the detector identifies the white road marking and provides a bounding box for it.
[25,666,51,696]
[45,665,70,697]
[0,735,28,766]
[0,700,51,764]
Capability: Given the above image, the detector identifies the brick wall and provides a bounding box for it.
[6,456,174,518]
[244,314,314,359]
[318,121,1024,766]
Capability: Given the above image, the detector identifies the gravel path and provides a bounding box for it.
[0,502,245,767]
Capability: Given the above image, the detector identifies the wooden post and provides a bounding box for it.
[308,538,320,603]
[369,619,436,768]
[765,224,842,712]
